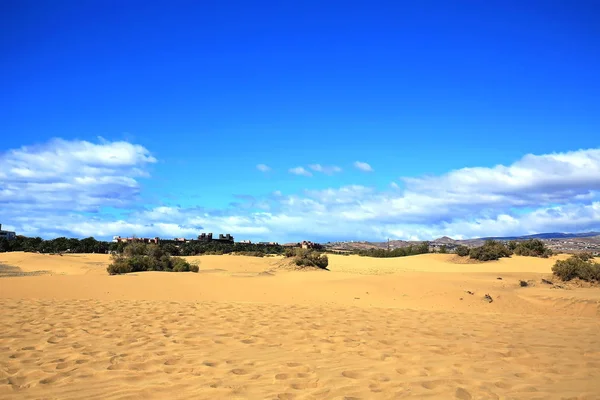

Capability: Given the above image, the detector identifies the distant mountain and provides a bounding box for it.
[479,232,600,241]
[432,236,458,244]
[325,231,600,252]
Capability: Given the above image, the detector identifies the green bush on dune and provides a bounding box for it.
[513,239,553,258]
[285,248,329,269]
[552,253,600,282]
[468,240,512,261]
[457,239,553,261]
[107,243,199,275]
[455,245,470,257]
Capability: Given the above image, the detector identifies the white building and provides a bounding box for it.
[0,224,16,240]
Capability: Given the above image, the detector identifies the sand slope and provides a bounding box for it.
[1,252,599,399]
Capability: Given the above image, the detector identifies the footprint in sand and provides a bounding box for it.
[421,380,445,390]
[455,387,472,399]
[371,373,390,382]
[290,381,318,390]
[55,362,70,370]
[277,393,296,400]
[369,383,383,392]
[514,372,531,379]
[203,361,218,367]
[342,370,363,379]
[231,368,248,375]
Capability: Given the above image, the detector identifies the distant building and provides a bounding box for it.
[218,233,234,242]
[239,240,252,244]
[197,232,234,243]
[112,236,159,244]
[0,224,16,240]
[301,240,320,249]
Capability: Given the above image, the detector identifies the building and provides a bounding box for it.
[301,240,320,249]
[218,233,234,242]
[0,224,16,240]
[197,233,234,243]
[112,236,160,244]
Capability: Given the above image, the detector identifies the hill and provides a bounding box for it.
[326,232,600,253]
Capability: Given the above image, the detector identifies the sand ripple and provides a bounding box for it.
[1,299,599,399]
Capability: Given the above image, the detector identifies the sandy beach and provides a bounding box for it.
[1,252,599,399]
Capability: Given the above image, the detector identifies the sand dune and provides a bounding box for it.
[1,252,599,399]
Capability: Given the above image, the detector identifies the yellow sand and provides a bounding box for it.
[1,252,599,399]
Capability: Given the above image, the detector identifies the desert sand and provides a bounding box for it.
[1,252,599,400]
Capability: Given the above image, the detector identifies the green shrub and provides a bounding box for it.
[107,243,199,274]
[291,250,329,269]
[552,254,600,282]
[170,256,191,272]
[469,240,512,261]
[455,245,470,257]
[107,257,133,275]
[513,239,552,258]
[284,248,296,258]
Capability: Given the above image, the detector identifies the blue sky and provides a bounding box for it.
[1,0,599,242]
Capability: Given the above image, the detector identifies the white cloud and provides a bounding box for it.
[256,164,271,172]
[354,161,373,172]
[289,166,312,177]
[308,164,342,175]
[0,137,155,215]
[390,182,400,189]
[2,141,600,243]
[402,148,600,206]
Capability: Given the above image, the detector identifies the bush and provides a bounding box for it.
[513,239,552,258]
[284,248,296,258]
[291,250,329,269]
[469,240,512,261]
[357,242,429,258]
[107,258,133,275]
[455,245,470,257]
[107,243,199,275]
[552,254,600,282]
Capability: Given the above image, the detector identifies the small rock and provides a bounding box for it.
[465,291,474,295]
[459,297,463,300]
[541,278,553,285]
[497,277,503,280]
[484,294,493,303]
[519,280,528,287]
